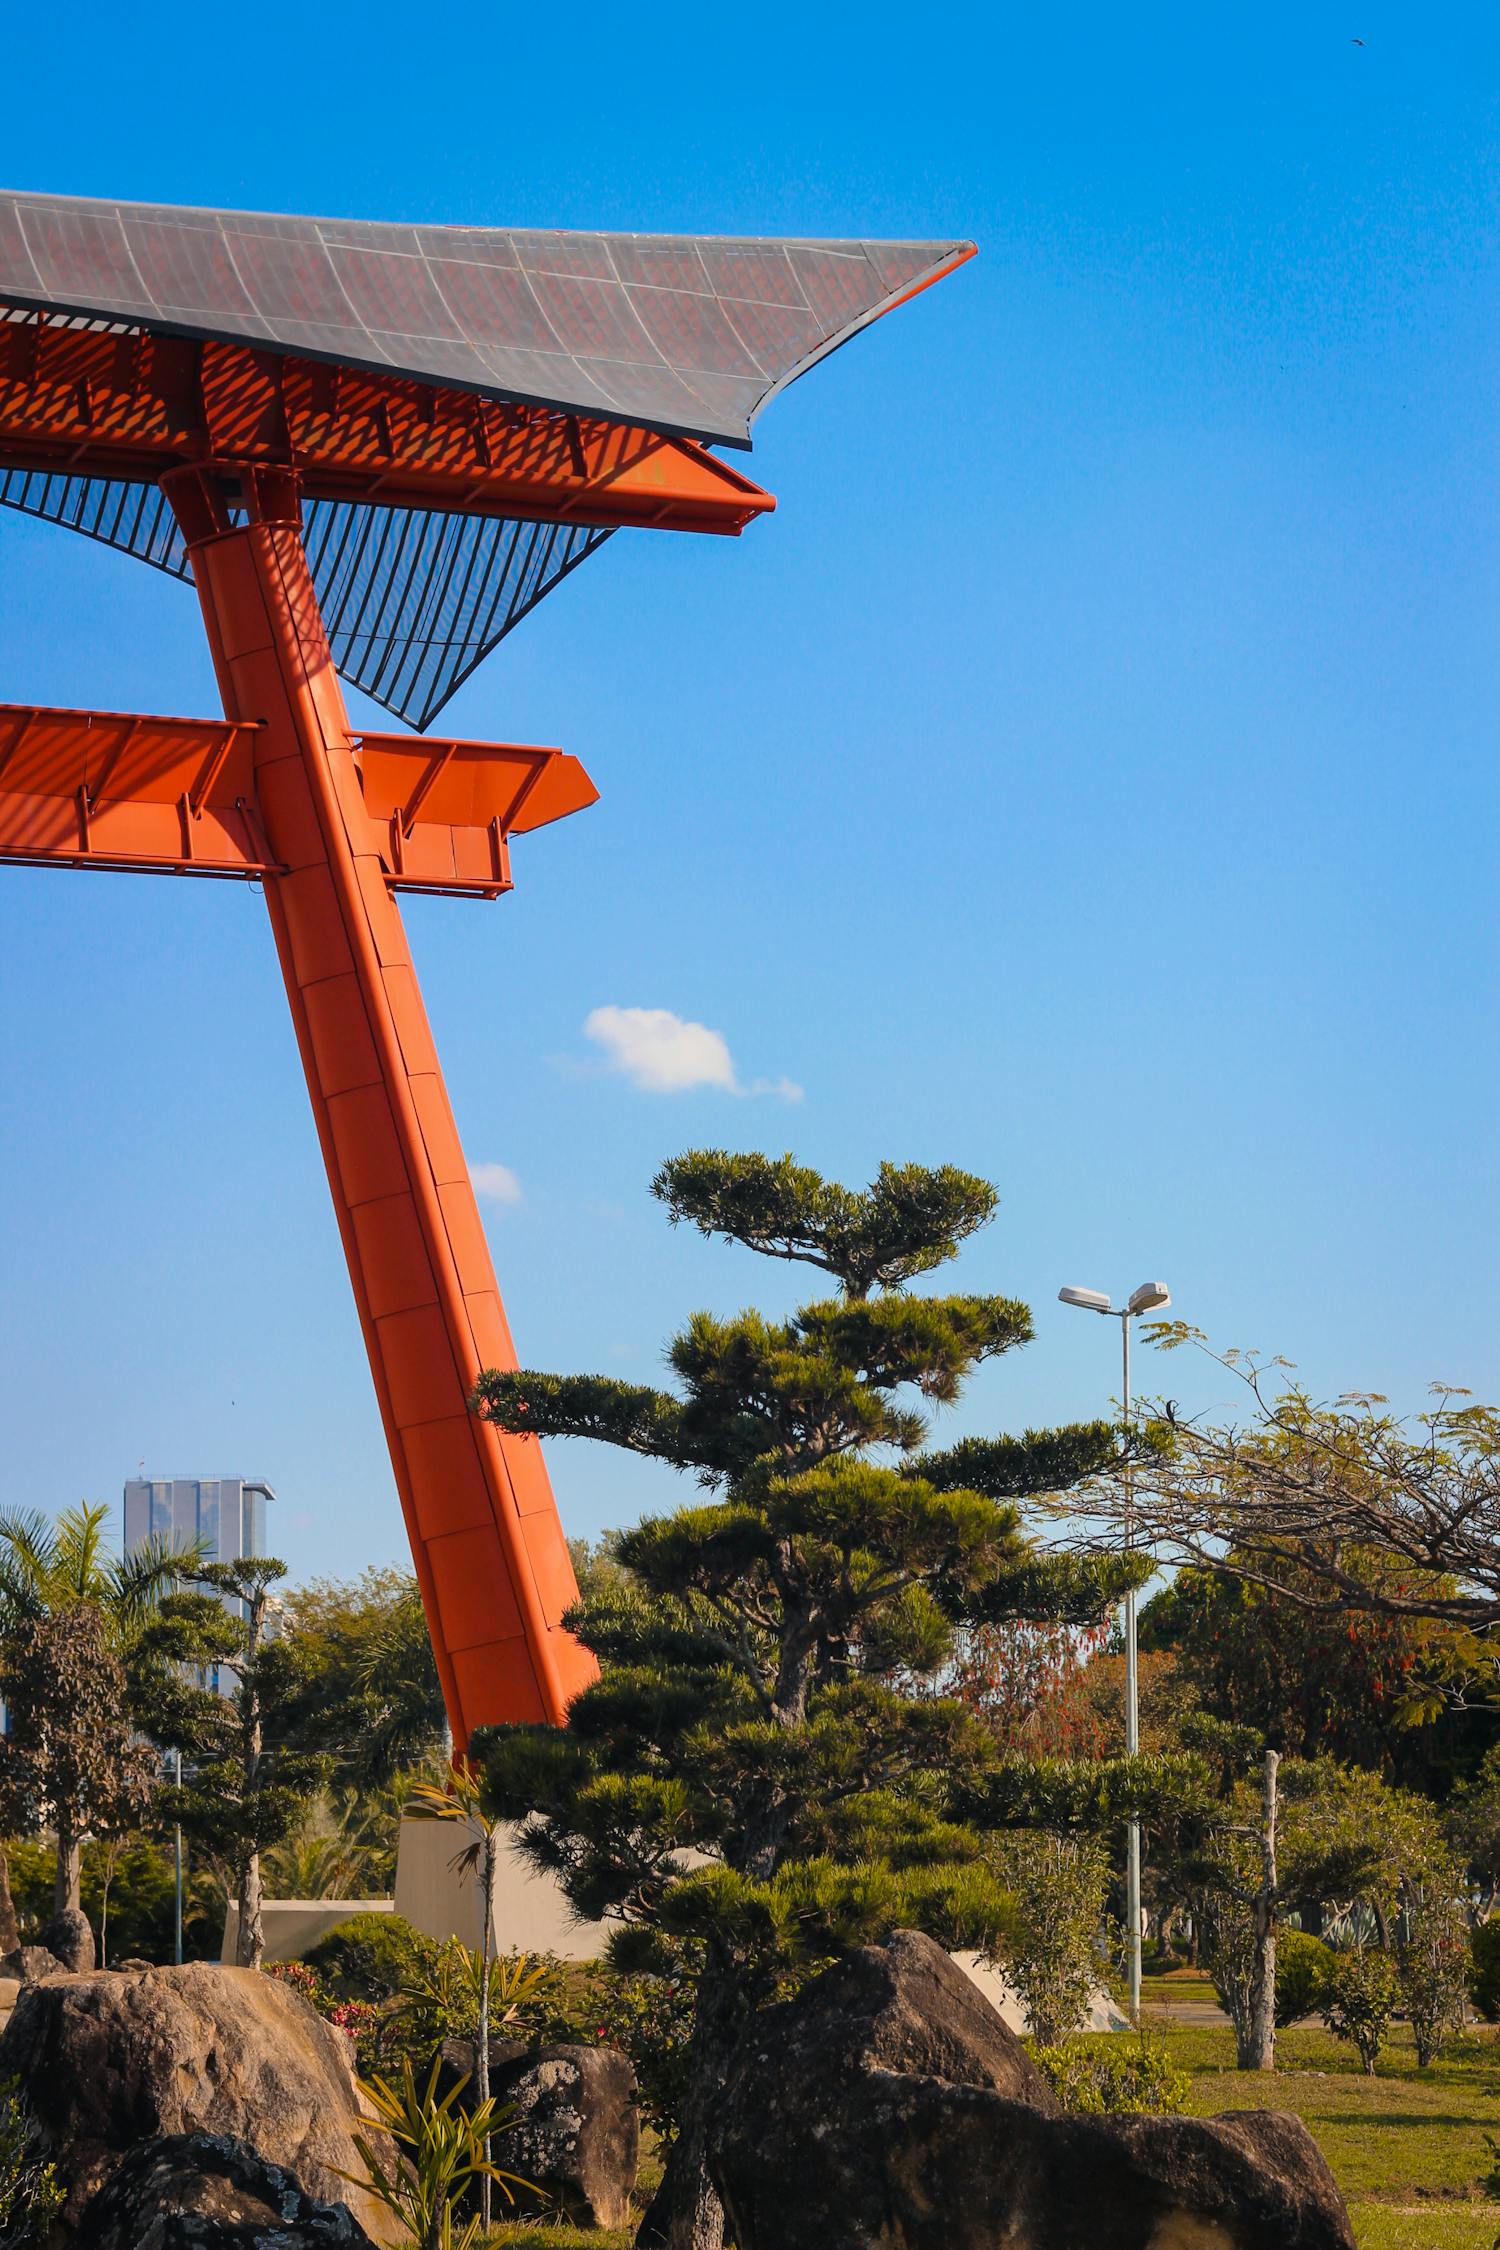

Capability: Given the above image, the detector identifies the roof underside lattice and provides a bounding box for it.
[0,464,610,730]
[0,193,972,727]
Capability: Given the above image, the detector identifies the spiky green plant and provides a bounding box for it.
[339,2054,534,2250]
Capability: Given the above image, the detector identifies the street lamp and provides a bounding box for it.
[1059,1277,1171,2021]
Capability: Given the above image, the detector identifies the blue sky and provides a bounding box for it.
[1,4,1497,1579]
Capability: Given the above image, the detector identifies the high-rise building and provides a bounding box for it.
[123,1476,273,1572]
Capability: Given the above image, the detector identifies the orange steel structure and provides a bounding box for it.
[0,198,971,1757]
[0,389,769,1754]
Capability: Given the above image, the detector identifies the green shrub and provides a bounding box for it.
[990,1832,1111,2046]
[1321,1946,1398,2075]
[1395,1879,1470,2067]
[1274,1929,1332,2029]
[304,1913,439,2002]
[3,1842,54,1940]
[384,1940,558,2068]
[0,2077,62,2246]
[1027,2033,1190,2115]
[1469,1918,1500,2023]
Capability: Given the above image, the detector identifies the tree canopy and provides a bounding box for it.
[471,1151,1140,2250]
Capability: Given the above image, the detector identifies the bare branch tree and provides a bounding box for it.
[1073,1327,1500,1631]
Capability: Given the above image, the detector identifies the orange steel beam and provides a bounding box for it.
[0,314,774,535]
[146,460,599,1754]
[0,703,597,897]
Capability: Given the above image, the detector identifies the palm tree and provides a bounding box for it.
[0,1503,186,1914]
[263,1820,361,1901]
[0,1503,185,1637]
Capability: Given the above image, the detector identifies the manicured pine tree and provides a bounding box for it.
[135,1557,334,1969]
[473,1152,1142,2250]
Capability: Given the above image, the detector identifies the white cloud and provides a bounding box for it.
[469,1160,523,1206]
[583,1006,801,1101]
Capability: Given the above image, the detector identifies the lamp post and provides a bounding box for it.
[1058,1278,1171,2022]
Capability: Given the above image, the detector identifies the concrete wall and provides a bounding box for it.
[220,1895,394,1965]
[392,1817,607,1959]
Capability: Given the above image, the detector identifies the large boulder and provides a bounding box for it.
[79,2132,379,2249]
[41,1904,96,1973]
[0,1961,400,2243]
[711,1929,1356,2250]
[439,2034,640,2229]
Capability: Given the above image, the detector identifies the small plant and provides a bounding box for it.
[1028,2032,1190,2115]
[1320,1946,1398,2075]
[0,2076,63,2248]
[1395,1879,1470,2067]
[990,1831,1111,2046]
[1274,1929,1332,2030]
[338,2054,535,2250]
[387,1937,556,2061]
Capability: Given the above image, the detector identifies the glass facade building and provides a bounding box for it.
[122,1476,272,1572]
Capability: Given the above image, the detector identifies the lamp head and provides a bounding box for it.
[1059,1286,1113,1314]
[1127,1281,1171,1316]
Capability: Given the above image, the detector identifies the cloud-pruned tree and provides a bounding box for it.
[470,1150,1141,2250]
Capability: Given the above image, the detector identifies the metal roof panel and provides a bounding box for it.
[0,191,973,447]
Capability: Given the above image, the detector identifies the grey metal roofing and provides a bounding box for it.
[0,191,973,449]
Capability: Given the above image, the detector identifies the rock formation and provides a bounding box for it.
[40,1904,96,1973]
[79,2131,379,2249]
[0,1961,400,2242]
[711,1929,1357,2250]
[439,2034,640,2228]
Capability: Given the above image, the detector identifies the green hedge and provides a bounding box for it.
[302,1912,439,2001]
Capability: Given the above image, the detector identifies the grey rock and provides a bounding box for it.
[41,1905,96,1973]
[439,2035,640,2229]
[79,2130,377,2248]
[711,1928,1357,2250]
[0,1944,67,1983]
[0,1960,401,2242]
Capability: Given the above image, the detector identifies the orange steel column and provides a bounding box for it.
[165,467,596,1755]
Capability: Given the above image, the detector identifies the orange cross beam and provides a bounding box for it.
[0,318,772,535]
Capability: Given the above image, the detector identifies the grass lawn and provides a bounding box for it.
[483,2231,633,2248]
[1134,1973,1500,2248]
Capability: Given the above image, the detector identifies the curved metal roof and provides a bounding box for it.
[0,191,973,449]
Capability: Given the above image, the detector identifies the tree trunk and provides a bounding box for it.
[236,1585,267,1970]
[0,1845,20,1956]
[54,1811,82,1917]
[99,1841,117,1968]
[478,1829,495,2233]
[1239,1749,1280,2073]
[237,1848,264,1970]
[635,1947,743,2250]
